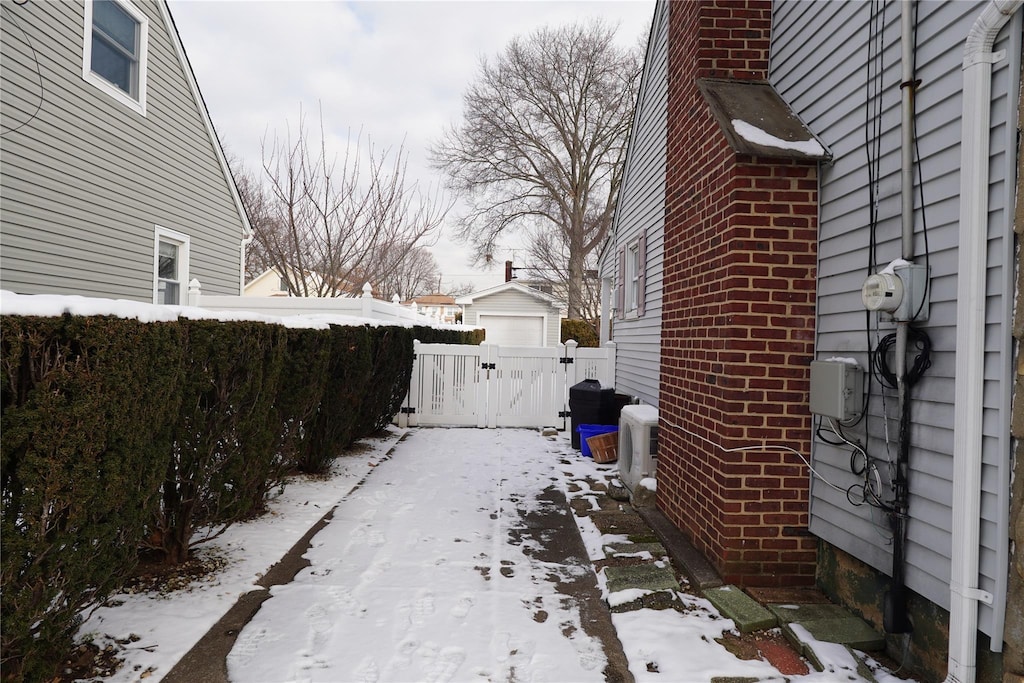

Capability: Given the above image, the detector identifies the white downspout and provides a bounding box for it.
[947,2,1021,682]
[600,276,612,346]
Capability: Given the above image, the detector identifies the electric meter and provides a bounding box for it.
[861,272,903,313]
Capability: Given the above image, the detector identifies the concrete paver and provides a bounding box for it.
[704,586,777,633]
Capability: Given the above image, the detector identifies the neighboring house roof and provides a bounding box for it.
[404,294,457,307]
[456,281,564,310]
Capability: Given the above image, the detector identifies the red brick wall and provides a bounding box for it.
[658,0,819,587]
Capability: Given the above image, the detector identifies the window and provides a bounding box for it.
[617,232,647,319]
[278,276,289,292]
[626,242,640,311]
[154,227,189,305]
[83,0,148,115]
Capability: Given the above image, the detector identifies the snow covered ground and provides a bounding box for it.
[75,427,914,683]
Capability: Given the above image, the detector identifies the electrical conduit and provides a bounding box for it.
[948,2,1021,682]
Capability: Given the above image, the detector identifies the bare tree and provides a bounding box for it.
[430,20,641,318]
[376,246,442,301]
[251,110,450,297]
[521,228,601,323]
[229,157,279,283]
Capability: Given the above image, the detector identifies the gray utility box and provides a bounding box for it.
[809,360,863,422]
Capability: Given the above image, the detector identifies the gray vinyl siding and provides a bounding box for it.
[603,0,667,407]
[461,288,562,348]
[0,0,245,301]
[772,0,1020,638]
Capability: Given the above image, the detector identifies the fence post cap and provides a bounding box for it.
[362,282,373,297]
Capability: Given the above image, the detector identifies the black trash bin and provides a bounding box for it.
[569,379,615,450]
[601,392,634,426]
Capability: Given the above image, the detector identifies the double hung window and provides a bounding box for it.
[83,0,148,114]
[154,227,189,305]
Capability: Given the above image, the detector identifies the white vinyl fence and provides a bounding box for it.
[398,340,616,429]
[187,280,439,326]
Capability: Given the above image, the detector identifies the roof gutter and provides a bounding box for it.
[947,2,1022,682]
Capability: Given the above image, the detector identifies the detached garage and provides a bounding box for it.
[457,281,566,347]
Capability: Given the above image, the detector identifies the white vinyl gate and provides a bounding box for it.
[397,340,616,429]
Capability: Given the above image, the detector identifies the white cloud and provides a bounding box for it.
[171,0,654,292]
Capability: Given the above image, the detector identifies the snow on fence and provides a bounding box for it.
[188,280,438,326]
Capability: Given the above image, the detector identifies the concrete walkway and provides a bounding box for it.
[162,427,892,682]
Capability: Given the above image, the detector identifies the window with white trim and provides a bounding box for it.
[154,227,189,305]
[83,0,148,115]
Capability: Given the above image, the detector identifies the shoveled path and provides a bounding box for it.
[164,428,631,682]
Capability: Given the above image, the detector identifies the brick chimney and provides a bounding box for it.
[658,0,821,588]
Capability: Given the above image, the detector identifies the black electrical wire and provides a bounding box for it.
[872,325,932,389]
[1,2,45,137]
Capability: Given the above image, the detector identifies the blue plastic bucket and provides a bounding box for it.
[577,424,618,457]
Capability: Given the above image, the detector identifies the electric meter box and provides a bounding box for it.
[809,360,863,421]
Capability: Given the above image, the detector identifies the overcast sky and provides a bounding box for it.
[168,0,654,294]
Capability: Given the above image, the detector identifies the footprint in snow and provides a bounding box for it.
[450,596,474,619]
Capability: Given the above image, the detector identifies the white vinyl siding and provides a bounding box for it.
[1,0,245,301]
[601,0,667,407]
[772,0,1021,639]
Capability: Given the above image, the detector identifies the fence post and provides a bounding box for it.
[361,282,373,318]
[403,339,422,428]
[602,340,616,387]
[187,278,202,307]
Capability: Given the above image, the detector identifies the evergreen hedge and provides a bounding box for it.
[561,319,599,347]
[0,312,480,678]
[0,315,184,681]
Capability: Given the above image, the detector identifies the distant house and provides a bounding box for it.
[402,294,459,324]
[605,0,1022,680]
[457,281,566,347]
[0,0,249,303]
[244,267,292,297]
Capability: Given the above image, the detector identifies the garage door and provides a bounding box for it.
[479,315,544,346]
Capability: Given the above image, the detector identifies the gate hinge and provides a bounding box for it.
[559,357,574,365]
[481,362,496,370]
[558,410,571,418]
[400,407,416,414]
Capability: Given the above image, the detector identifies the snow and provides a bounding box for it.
[72,428,915,683]
[879,258,912,275]
[0,290,464,330]
[823,356,860,366]
[731,119,826,157]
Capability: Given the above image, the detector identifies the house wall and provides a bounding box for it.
[0,0,245,301]
[771,0,1021,646]
[601,0,668,407]
[461,288,562,347]
[658,0,820,587]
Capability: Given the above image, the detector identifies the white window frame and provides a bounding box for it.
[83,0,149,116]
[153,226,190,305]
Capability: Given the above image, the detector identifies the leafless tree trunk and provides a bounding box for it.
[243,109,450,297]
[430,20,642,318]
[375,246,442,301]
